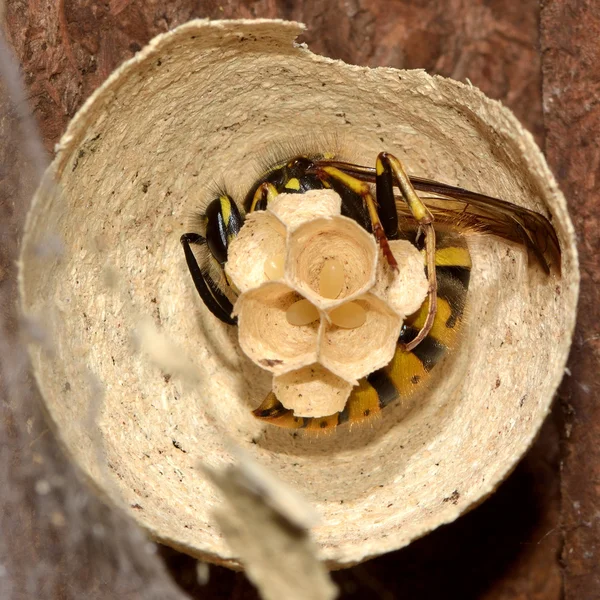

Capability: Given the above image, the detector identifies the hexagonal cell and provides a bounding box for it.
[286,216,378,311]
[234,282,322,375]
[372,239,429,317]
[268,189,342,231]
[273,364,353,418]
[225,211,286,293]
[320,294,402,383]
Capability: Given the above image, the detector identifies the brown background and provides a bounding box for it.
[2,1,598,598]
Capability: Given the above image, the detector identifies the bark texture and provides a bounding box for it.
[541,1,600,598]
[2,0,591,598]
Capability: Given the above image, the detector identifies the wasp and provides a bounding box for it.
[181,152,561,431]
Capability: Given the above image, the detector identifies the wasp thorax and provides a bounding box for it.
[225,189,428,418]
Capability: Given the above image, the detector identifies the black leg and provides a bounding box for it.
[180,233,237,325]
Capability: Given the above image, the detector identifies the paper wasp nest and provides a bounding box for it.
[226,190,427,417]
[19,19,578,569]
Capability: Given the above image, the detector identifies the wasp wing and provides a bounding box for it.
[409,177,561,275]
[320,160,561,275]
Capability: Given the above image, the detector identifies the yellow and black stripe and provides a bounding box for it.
[204,194,243,265]
[185,151,557,428]
[252,232,471,430]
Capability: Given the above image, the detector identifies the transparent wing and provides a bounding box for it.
[410,176,561,275]
[320,160,562,275]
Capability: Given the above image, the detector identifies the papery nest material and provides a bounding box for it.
[226,190,428,418]
[19,19,578,570]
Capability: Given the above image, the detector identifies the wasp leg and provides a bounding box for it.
[376,152,437,351]
[252,392,306,428]
[318,157,560,275]
[253,392,342,430]
[186,193,243,324]
[312,165,399,270]
[249,182,278,212]
[180,233,237,325]
[373,157,400,239]
[320,154,438,350]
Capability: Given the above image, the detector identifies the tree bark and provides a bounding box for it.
[541,1,600,598]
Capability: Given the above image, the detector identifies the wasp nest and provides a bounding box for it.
[20,19,578,569]
[226,190,427,417]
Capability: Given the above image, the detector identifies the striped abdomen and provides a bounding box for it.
[253,232,471,430]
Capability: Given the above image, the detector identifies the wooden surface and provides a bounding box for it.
[1,0,597,598]
[542,1,600,597]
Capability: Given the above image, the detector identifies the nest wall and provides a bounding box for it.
[19,20,578,567]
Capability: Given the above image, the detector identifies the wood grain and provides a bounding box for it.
[541,1,600,598]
